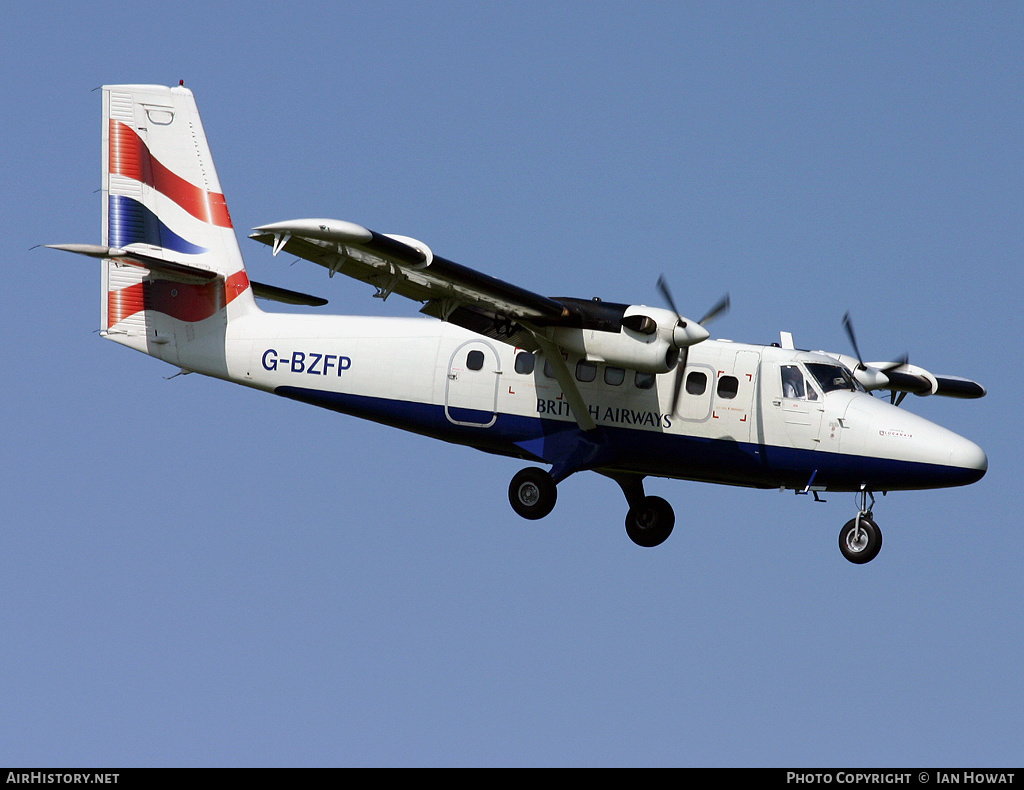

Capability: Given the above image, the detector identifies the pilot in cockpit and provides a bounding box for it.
[781,365,805,399]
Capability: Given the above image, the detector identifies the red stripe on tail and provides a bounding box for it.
[107,271,249,329]
[109,120,232,228]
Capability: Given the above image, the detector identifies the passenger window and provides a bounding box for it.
[781,365,805,399]
[717,375,739,399]
[514,351,535,375]
[543,358,555,379]
[685,371,707,395]
[576,360,597,383]
[604,366,625,386]
[466,350,484,371]
[635,371,655,390]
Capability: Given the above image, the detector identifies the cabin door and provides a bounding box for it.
[445,340,501,427]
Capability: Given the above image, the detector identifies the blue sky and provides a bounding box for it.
[2,1,1021,767]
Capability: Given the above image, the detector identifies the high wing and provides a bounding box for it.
[250,218,577,352]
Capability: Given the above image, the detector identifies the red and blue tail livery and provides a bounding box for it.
[93,84,254,349]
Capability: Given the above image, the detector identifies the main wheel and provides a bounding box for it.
[508,467,557,520]
[839,515,883,564]
[625,495,675,548]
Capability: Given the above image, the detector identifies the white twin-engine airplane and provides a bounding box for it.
[51,84,988,563]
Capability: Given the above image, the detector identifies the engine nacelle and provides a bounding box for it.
[548,305,699,374]
[826,353,983,398]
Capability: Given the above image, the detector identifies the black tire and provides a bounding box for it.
[839,516,883,564]
[508,467,557,520]
[625,495,675,548]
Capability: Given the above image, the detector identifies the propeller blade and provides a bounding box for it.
[878,354,909,373]
[656,275,679,317]
[699,293,730,326]
[845,312,909,379]
[656,276,729,415]
[842,312,865,369]
[658,276,730,336]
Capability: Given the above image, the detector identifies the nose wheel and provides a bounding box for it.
[839,490,883,564]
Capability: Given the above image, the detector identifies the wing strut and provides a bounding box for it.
[530,333,597,432]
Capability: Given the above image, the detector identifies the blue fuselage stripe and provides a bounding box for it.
[274,386,983,492]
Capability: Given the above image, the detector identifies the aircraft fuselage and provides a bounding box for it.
[154,310,985,496]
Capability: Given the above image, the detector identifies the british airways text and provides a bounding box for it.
[262,349,352,375]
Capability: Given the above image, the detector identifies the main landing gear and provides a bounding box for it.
[838,489,883,564]
[624,495,675,548]
[508,467,676,548]
[508,467,558,520]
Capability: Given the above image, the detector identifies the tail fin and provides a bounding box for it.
[100,83,256,363]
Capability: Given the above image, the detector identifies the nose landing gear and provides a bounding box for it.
[839,489,883,564]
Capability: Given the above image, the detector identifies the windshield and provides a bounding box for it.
[805,363,860,393]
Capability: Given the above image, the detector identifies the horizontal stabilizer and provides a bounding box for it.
[50,243,325,307]
[47,243,220,284]
[250,281,328,306]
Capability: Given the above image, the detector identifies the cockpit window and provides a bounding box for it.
[805,363,859,393]
[781,365,805,399]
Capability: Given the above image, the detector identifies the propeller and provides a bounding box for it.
[657,275,730,415]
[842,312,984,401]
[841,312,913,392]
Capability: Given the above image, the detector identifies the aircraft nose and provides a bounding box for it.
[950,436,988,484]
[845,395,987,489]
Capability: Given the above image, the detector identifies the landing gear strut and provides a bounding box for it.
[839,489,883,564]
